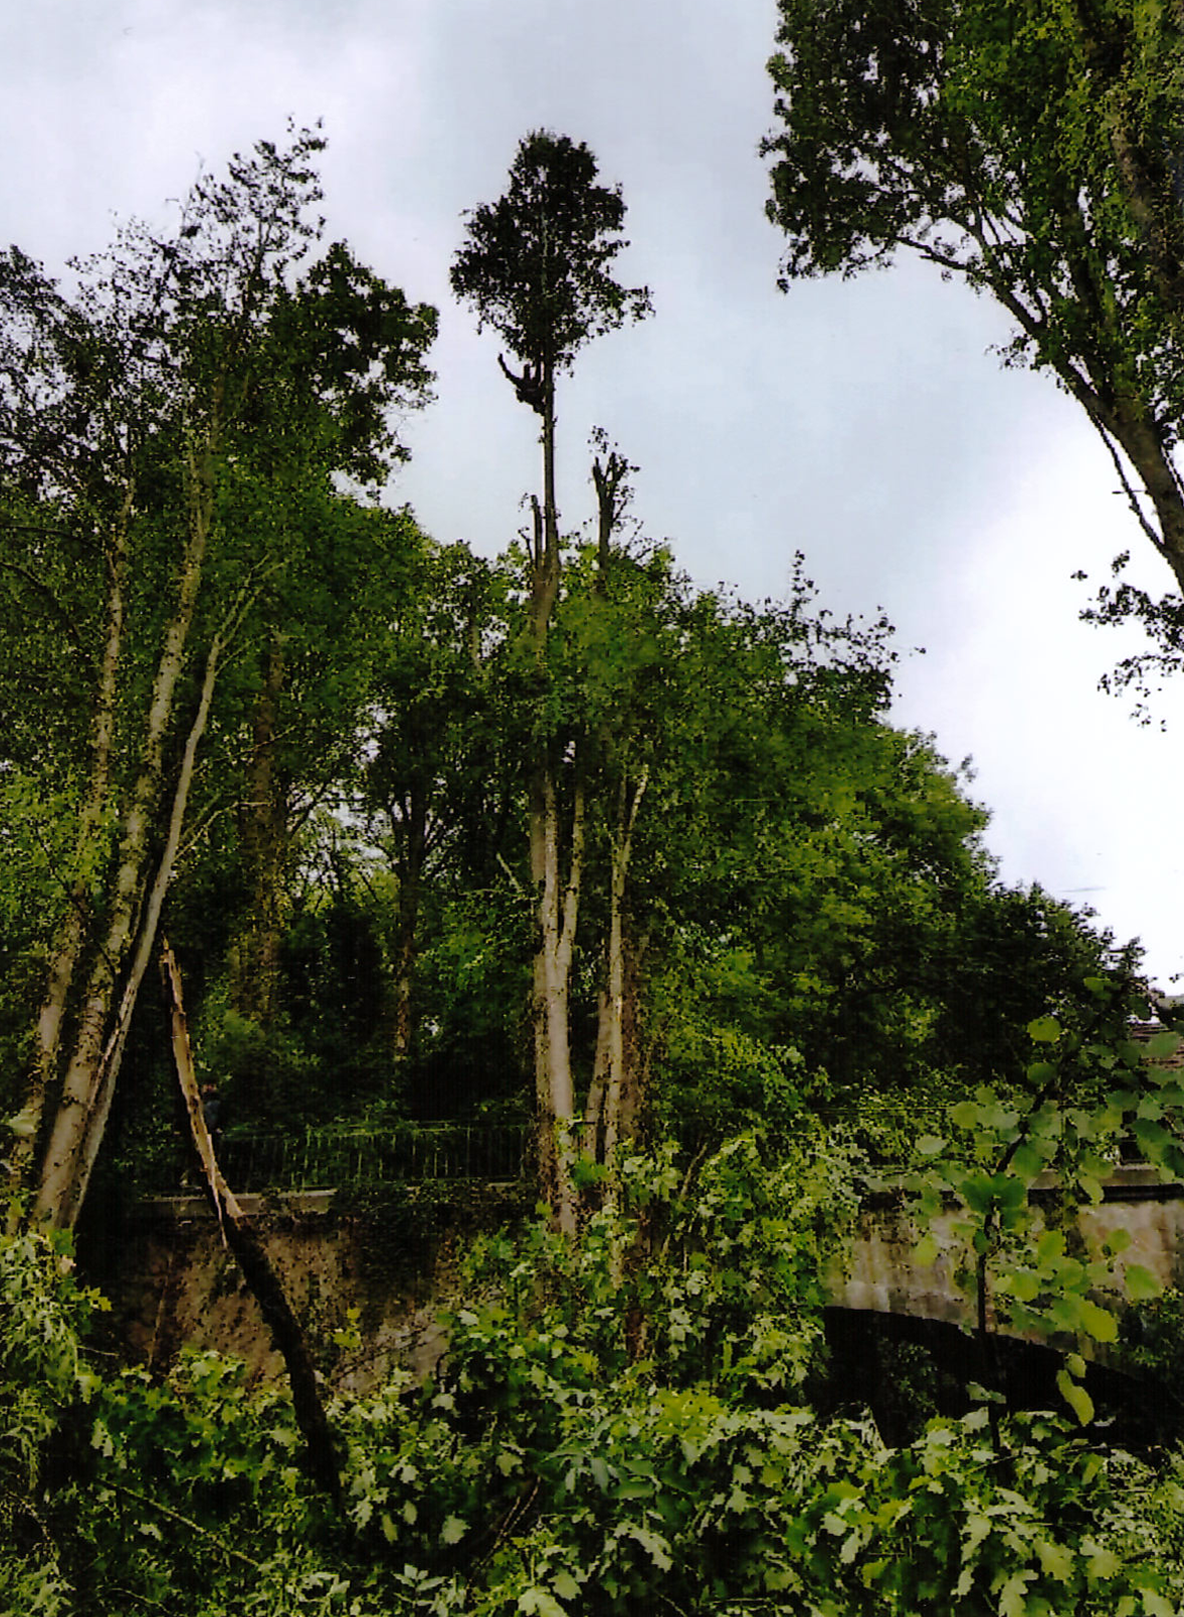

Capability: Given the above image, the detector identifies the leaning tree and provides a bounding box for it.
[2,130,436,1229]
[763,0,1184,696]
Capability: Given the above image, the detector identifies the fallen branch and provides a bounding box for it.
[160,939,345,1513]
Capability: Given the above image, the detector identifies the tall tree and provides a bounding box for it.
[1,131,436,1228]
[360,539,502,1064]
[451,130,651,1230]
[763,0,1184,658]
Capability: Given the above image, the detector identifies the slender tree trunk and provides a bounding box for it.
[230,634,288,1029]
[523,359,582,1233]
[582,447,644,1174]
[34,426,216,1228]
[585,769,647,1172]
[529,748,584,1235]
[52,633,224,1228]
[390,780,428,1063]
[9,493,133,1208]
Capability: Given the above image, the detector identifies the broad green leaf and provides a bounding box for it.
[1080,1300,1118,1342]
[1028,1015,1062,1044]
[999,1570,1037,1617]
[1057,1369,1095,1426]
[1011,1141,1046,1181]
[1141,1595,1178,1617]
[1035,1538,1075,1582]
[950,1099,981,1130]
[1036,1229,1066,1265]
[519,1589,569,1617]
[1124,1264,1163,1302]
[441,1515,469,1545]
[915,1134,947,1157]
[1077,1173,1104,1206]
[1065,1352,1086,1378]
[1009,1270,1040,1302]
[1027,1060,1058,1087]
[1084,1543,1120,1579]
[914,1232,939,1268]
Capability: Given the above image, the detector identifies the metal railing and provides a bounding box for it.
[211,1121,531,1193]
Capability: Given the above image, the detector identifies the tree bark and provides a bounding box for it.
[521,358,582,1233]
[34,426,216,1228]
[584,769,647,1169]
[9,502,132,1210]
[53,632,224,1228]
[389,777,429,1063]
[229,634,288,1030]
[161,940,344,1512]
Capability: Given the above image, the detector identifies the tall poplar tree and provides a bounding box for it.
[451,130,651,1229]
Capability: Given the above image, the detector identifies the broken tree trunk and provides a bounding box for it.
[160,939,345,1514]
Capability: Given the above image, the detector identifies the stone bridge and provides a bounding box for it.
[835,1165,1184,1336]
[103,1164,1184,1392]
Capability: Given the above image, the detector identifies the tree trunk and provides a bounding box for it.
[385,774,430,1063]
[229,634,288,1030]
[33,427,216,1228]
[161,940,344,1512]
[585,769,647,1169]
[53,633,224,1229]
[522,359,582,1233]
[8,493,134,1215]
[529,750,583,1235]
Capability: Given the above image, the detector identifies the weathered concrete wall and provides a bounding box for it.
[834,1167,1184,1340]
[98,1169,1184,1390]
[101,1186,527,1393]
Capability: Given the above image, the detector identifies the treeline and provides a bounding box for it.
[0,130,1132,1232]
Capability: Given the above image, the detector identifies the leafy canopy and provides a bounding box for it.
[762,0,1184,631]
[450,129,652,373]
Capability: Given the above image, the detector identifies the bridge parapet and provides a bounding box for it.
[835,1167,1184,1339]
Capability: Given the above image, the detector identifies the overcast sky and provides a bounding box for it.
[5,0,1183,986]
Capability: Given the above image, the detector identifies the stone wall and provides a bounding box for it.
[99,1185,528,1393]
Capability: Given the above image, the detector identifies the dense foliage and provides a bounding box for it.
[8,1098,1184,1616]
[763,0,1184,703]
[4,121,1183,1617]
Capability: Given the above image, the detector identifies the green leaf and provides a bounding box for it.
[1009,1270,1040,1302]
[999,1570,1037,1616]
[915,1134,947,1157]
[1124,1264,1163,1302]
[441,1515,469,1545]
[1027,1059,1058,1087]
[950,1099,980,1130]
[519,1589,569,1617]
[1011,1141,1047,1181]
[1065,1352,1086,1378]
[1035,1538,1075,1582]
[1057,1368,1095,1426]
[1036,1229,1066,1265]
[1141,1595,1178,1617]
[1028,1015,1062,1044]
[1080,1300,1118,1343]
[552,1572,580,1602]
[914,1232,939,1268]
